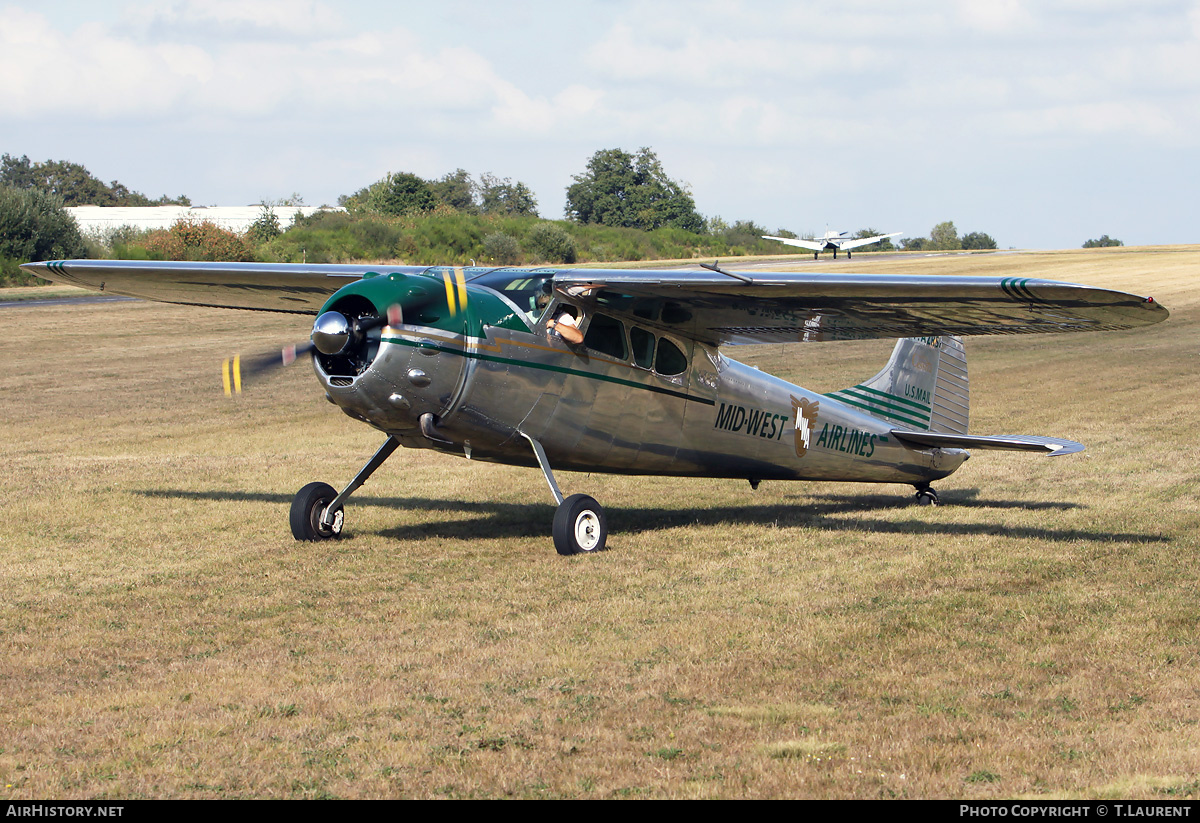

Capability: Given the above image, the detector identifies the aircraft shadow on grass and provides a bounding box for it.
[136,488,1163,546]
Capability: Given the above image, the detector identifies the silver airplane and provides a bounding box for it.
[23,259,1167,556]
[763,229,903,259]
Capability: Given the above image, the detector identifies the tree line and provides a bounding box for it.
[899,222,997,252]
[1,154,191,207]
[11,146,1136,285]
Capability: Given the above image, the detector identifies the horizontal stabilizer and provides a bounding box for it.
[890,430,1084,456]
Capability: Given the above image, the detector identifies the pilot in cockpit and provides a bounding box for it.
[539,280,583,344]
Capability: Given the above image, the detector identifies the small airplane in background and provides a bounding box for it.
[24,258,1167,557]
[763,229,903,259]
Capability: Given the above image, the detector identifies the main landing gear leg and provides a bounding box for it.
[913,484,939,506]
[290,435,401,540]
[520,431,607,556]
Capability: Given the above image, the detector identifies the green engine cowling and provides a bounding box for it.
[311,267,530,433]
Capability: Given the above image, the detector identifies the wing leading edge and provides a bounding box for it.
[22,260,1168,342]
[20,259,392,314]
[552,268,1168,344]
[762,235,824,252]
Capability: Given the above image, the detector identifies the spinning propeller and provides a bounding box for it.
[222,304,402,396]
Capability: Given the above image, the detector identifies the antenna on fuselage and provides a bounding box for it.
[699,260,754,284]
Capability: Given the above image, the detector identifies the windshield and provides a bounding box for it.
[467,270,555,318]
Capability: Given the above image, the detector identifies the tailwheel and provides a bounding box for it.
[553,494,607,555]
[914,486,939,507]
[291,482,344,540]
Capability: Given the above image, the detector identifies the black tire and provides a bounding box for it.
[914,488,938,507]
[291,482,343,540]
[553,494,607,555]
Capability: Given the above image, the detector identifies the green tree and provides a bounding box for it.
[483,231,520,265]
[929,221,960,251]
[565,147,703,232]
[342,172,436,217]
[901,236,928,251]
[478,173,538,216]
[429,169,478,213]
[1,153,190,206]
[961,231,998,250]
[715,219,768,248]
[1083,234,1123,248]
[247,206,282,244]
[0,185,88,285]
[525,222,577,264]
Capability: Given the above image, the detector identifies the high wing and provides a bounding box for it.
[552,268,1168,344]
[761,235,824,252]
[840,231,903,251]
[24,260,1168,345]
[21,259,378,314]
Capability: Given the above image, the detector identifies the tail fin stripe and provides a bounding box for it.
[841,384,931,414]
[826,392,931,428]
[831,391,933,423]
[828,389,931,421]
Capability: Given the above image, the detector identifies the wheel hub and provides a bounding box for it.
[574,511,600,551]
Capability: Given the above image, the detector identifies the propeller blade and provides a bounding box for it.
[223,343,315,396]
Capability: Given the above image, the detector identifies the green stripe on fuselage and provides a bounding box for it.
[381,335,714,406]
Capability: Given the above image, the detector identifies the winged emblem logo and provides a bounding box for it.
[791,396,820,458]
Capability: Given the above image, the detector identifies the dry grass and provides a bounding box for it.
[1,246,1198,798]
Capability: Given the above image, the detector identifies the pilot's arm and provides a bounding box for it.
[547,309,583,345]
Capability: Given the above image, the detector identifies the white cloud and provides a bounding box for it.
[4,1,1199,246]
[131,0,345,39]
[955,0,1035,32]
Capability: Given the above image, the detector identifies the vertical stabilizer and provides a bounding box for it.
[825,336,969,433]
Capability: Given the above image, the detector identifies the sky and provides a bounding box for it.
[2,0,1198,249]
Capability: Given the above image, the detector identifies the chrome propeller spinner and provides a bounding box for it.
[312,311,352,356]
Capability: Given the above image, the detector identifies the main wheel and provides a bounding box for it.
[553,494,607,555]
[291,482,344,540]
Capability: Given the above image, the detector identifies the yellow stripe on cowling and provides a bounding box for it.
[454,267,468,315]
[442,271,457,317]
[222,359,232,397]
[233,355,242,394]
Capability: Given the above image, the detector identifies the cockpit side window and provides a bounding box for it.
[583,313,627,360]
[630,326,655,369]
[654,337,688,376]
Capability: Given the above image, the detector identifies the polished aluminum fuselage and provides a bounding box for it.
[317,312,965,487]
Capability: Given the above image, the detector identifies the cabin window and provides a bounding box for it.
[584,313,627,360]
[655,338,688,376]
[630,326,655,369]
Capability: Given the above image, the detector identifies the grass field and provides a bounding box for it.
[1,246,1197,799]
